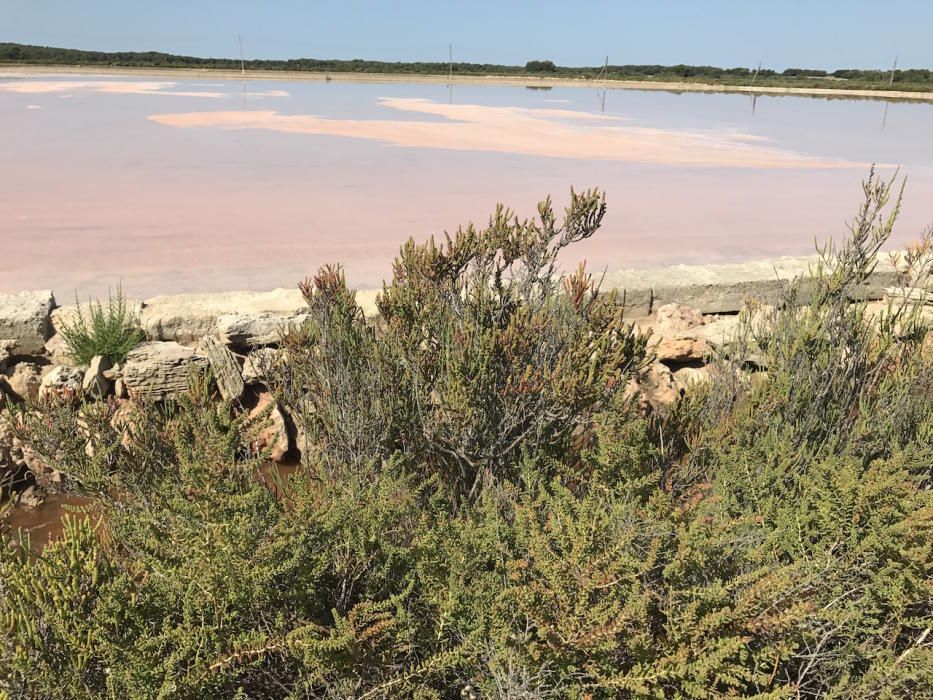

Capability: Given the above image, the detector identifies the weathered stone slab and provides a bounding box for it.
[82,355,113,398]
[139,289,307,344]
[123,341,208,400]
[214,312,310,348]
[0,290,56,355]
[603,254,900,316]
[140,288,381,345]
[198,335,244,400]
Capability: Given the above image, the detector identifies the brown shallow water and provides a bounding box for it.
[2,72,932,299]
[4,493,92,550]
[3,461,300,551]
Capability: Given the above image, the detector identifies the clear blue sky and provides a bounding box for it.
[3,1,930,70]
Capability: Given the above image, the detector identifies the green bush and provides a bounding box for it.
[1,180,931,697]
[59,286,145,365]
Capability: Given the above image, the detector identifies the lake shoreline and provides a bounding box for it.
[4,63,933,102]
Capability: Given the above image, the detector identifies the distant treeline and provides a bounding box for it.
[2,42,932,91]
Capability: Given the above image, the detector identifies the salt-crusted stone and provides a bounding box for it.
[198,335,244,400]
[0,290,55,355]
[122,341,208,400]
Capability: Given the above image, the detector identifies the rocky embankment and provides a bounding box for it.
[0,253,920,509]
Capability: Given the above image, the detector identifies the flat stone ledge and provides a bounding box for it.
[602,253,901,316]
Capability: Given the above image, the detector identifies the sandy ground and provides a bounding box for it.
[4,63,933,102]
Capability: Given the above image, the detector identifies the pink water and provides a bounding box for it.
[2,73,932,299]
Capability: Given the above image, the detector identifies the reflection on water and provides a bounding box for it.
[2,72,932,299]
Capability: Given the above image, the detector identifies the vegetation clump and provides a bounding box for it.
[1,177,931,697]
[59,286,144,366]
[3,43,933,92]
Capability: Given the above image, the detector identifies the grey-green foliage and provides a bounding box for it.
[59,286,145,365]
[1,181,930,698]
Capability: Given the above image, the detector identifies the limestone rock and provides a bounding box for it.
[241,347,282,385]
[0,290,55,355]
[139,289,308,344]
[639,362,682,412]
[82,355,113,398]
[51,298,143,335]
[644,303,710,362]
[44,333,78,367]
[247,392,290,462]
[654,303,704,334]
[0,340,16,368]
[198,336,244,400]
[214,312,309,348]
[39,365,84,400]
[602,253,899,316]
[673,365,711,392]
[123,341,208,400]
[697,315,743,352]
[114,378,128,399]
[3,362,44,402]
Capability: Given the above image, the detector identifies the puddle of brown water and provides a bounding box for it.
[3,460,302,551]
[4,493,92,551]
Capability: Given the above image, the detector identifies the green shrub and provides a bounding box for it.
[1,181,930,697]
[59,286,145,366]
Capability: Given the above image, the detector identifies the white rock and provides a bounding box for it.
[122,342,208,400]
[0,290,55,355]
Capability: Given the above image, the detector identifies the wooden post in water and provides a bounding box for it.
[889,55,898,86]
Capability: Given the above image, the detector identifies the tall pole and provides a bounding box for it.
[750,60,761,86]
[889,55,898,86]
[448,44,453,82]
[238,34,245,75]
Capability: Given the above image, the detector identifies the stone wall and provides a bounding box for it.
[0,252,922,508]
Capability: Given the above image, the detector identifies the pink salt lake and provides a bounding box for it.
[2,73,932,299]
